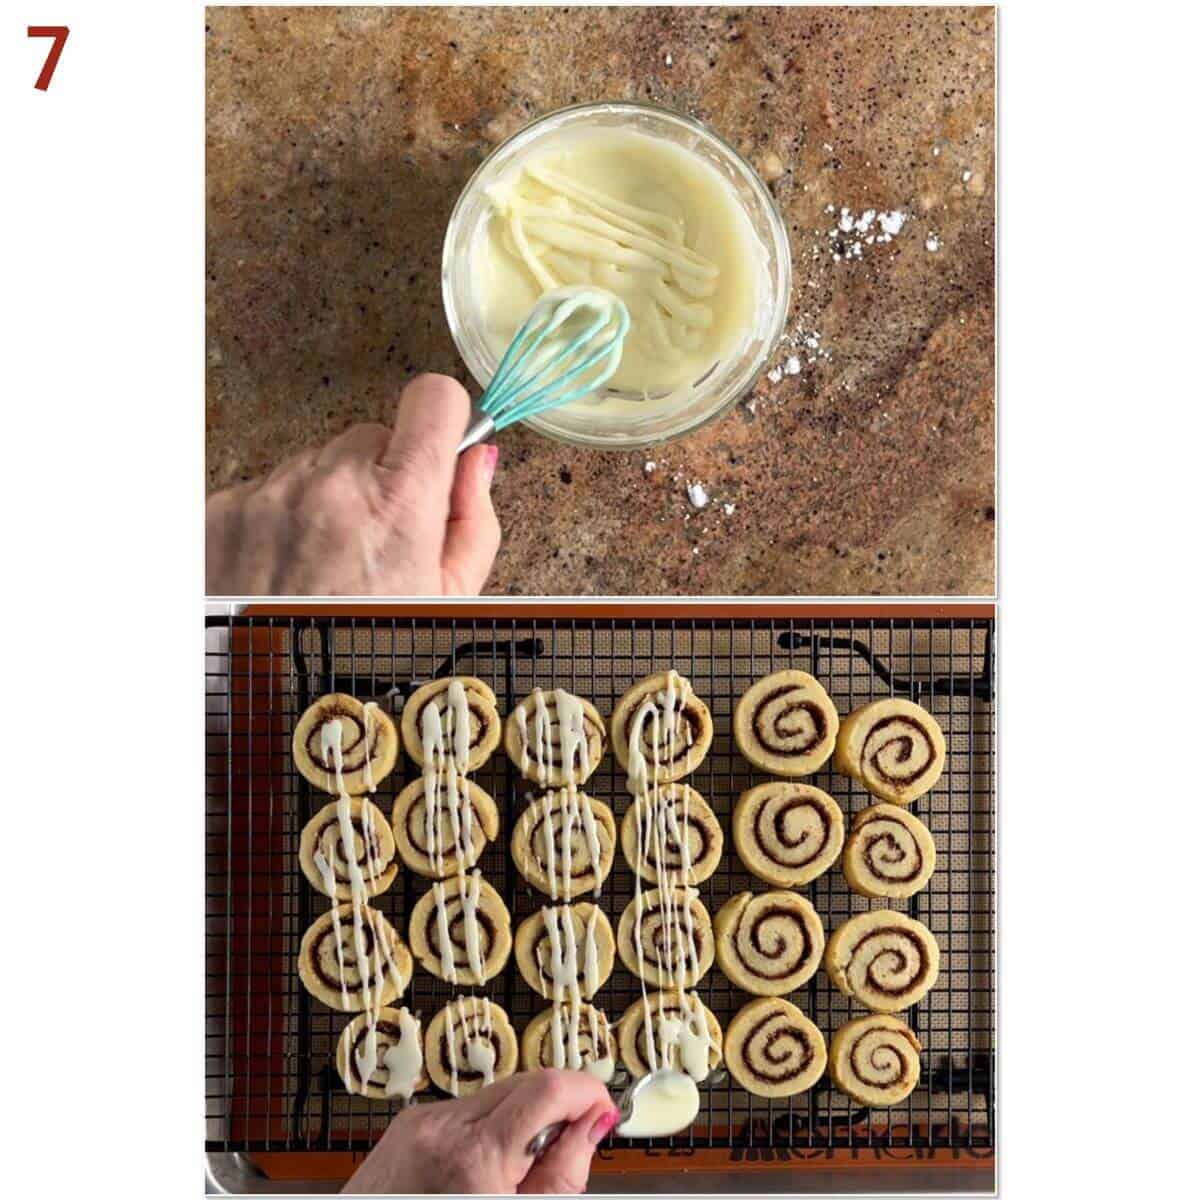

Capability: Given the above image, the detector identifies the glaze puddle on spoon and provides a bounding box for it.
[616,1069,700,1138]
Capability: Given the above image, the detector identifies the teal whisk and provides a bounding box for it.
[457,286,630,452]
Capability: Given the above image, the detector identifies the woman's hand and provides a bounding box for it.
[344,1068,621,1195]
[205,374,500,595]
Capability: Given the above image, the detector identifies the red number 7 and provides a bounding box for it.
[28,26,69,91]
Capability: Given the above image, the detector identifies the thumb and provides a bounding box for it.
[518,1099,620,1195]
[372,374,470,545]
[441,442,501,594]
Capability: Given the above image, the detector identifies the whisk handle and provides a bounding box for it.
[457,413,496,455]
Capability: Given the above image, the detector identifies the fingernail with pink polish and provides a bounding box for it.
[589,1106,622,1145]
[482,443,499,485]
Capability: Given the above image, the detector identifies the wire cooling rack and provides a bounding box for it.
[205,612,994,1158]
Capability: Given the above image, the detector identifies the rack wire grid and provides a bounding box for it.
[205,612,995,1158]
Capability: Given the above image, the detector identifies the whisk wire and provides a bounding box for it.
[475,288,630,432]
[481,307,599,411]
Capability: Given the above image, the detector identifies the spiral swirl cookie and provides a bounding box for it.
[511,790,616,899]
[391,776,500,879]
[293,694,399,796]
[833,698,946,804]
[299,797,398,900]
[408,872,512,985]
[400,677,501,772]
[617,991,724,1080]
[298,904,412,1011]
[733,781,844,887]
[725,997,827,1098]
[825,911,940,1013]
[514,903,615,1001]
[714,891,825,995]
[734,671,839,776]
[621,784,723,886]
[504,688,606,787]
[612,671,713,783]
[843,804,936,899]
[336,1006,429,1101]
[425,997,518,1096]
[829,1015,921,1107]
[521,1003,617,1080]
[617,887,715,988]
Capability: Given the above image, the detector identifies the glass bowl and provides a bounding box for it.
[441,101,791,450]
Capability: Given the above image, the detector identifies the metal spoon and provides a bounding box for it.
[525,1070,690,1158]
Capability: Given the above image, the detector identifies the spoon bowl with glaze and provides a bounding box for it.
[526,1069,700,1158]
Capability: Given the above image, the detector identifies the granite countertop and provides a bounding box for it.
[206,6,995,596]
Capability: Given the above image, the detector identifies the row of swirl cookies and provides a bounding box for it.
[293,681,515,1100]
[505,677,723,1089]
[735,671,947,805]
[393,677,509,1096]
[732,783,938,898]
[291,693,426,1102]
[506,687,620,1082]
[731,673,941,1105]
[608,672,724,1095]
[396,678,522,1096]
[506,680,724,1087]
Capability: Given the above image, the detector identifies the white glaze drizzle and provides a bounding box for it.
[541,789,558,899]
[447,997,496,1097]
[498,163,720,365]
[312,847,350,1010]
[583,905,602,997]
[317,710,412,1094]
[528,688,606,1068]
[381,1008,423,1100]
[624,672,712,1082]
[420,681,485,989]
[459,868,486,984]
[361,700,379,793]
[536,903,613,1081]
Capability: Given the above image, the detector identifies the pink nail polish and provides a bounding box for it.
[588,1106,622,1145]
[482,443,499,484]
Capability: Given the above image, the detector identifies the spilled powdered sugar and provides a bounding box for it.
[825,205,909,261]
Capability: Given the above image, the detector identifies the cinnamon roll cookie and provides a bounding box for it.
[725,997,826,1098]
[734,671,839,776]
[293,694,399,796]
[617,990,724,1081]
[612,671,713,783]
[336,1006,429,1101]
[504,688,606,787]
[833,698,946,804]
[825,911,940,1013]
[733,781,844,887]
[617,887,715,988]
[511,790,616,899]
[714,891,825,995]
[521,1003,617,1081]
[297,904,412,1011]
[400,677,501,772]
[842,804,936,899]
[829,1015,921,1107]
[514,903,615,1001]
[621,784,723,886]
[408,872,512,985]
[391,776,500,879]
[425,997,518,1096]
[299,797,398,900]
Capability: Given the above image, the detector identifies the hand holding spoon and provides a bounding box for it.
[526,1069,700,1158]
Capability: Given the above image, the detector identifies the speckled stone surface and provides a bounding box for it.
[207,6,994,596]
